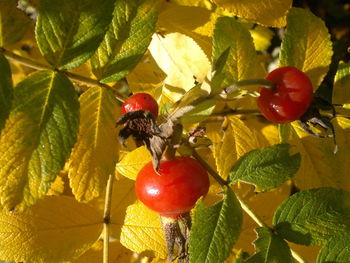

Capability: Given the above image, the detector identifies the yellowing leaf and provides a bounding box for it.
[149,33,211,102]
[116,146,152,180]
[279,8,333,90]
[213,0,292,27]
[291,118,350,190]
[119,201,167,259]
[68,86,120,202]
[0,196,102,263]
[249,25,274,52]
[208,116,262,179]
[333,61,350,105]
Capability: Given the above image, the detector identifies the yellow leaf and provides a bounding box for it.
[68,86,120,201]
[47,174,65,196]
[116,146,152,180]
[291,117,350,190]
[333,61,350,105]
[149,32,211,102]
[0,196,102,263]
[213,0,292,27]
[207,116,263,179]
[169,0,215,10]
[279,8,333,90]
[249,25,274,52]
[119,201,167,259]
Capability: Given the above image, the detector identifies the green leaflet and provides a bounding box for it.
[68,86,120,202]
[246,227,293,263]
[333,62,350,105]
[35,0,115,70]
[0,0,30,46]
[273,188,350,246]
[0,53,12,131]
[91,0,159,83]
[0,71,79,211]
[279,8,333,89]
[317,233,350,263]
[212,16,257,89]
[189,187,242,263]
[229,144,300,191]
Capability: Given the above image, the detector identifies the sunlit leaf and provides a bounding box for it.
[333,61,350,105]
[91,0,159,83]
[246,227,293,263]
[213,0,292,27]
[189,187,242,263]
[273,188,350,246]
[249,25,274,52]
[116,146,152,180]
[68,86,120,201]
[0,196,102,263]
[316,233,350,263]
[35,0,115,70]
[0,0,30,46]
[119,201,167,259]
[229,144,300,191]
[0,53,12,130]
[279,8,333,90]
[0,71,79,211]
[149,32,211,102]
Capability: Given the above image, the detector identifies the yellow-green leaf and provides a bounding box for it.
[213,0,292,27]
[149,32,211,102]
[333,61,350,105]
[119,201,167,258]
[68,86,120,202]
[116,146,152,180]
[0,71,79,211]
[0,0,30,46]
[279,8,333,90]
[0,196,102,263]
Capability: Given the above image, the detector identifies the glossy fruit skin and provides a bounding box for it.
[257,66,313,123]
[135,157,210,219]
[122,93,159,118]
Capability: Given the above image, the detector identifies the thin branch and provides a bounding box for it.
[0,48,125,103]
[103,174,115,263]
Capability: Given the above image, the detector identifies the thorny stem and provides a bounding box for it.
[0,48,125,103]
[192,150,308,263]
[103,174,115,263]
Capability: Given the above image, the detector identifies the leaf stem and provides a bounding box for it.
[0,48,125,103]
[224,79,275,94]
[103,174,115,263]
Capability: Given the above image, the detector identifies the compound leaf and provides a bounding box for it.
[189,187,243,263]
[273,188,350,246]
[0,71,79,211]
[35,0,115,70]
[68,86,120,202]
[0,196,102,263]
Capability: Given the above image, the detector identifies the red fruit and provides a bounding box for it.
[257,66,313,123]
[122,93,159,118]
[135,156,210,219]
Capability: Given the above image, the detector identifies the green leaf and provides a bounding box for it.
[212,16,257,88]
[0,53,12,130]
[0,196,102,263]
[0,71,79,211]
[189,187,243,263]
[333,62,350,105]
[317,233,350,263]
[229,144,300,191]
[279,8,333,90]
[91,0,159,83]
[0,0,30,46]
[273,188,350,246]
[246,227,293,263]
[68,86,120,201]
[278,123,292,143]
[35,0,115,70]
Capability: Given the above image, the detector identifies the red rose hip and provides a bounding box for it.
[135,156,210,219]
[122,93,159,118]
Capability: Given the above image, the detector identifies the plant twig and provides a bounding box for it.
[0,48,125,103]
[103,174,115,263]
[192,150,308,263]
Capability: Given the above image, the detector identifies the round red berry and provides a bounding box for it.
[257,66,313,123]
[135,156,210,219]
[122,93,159,118]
